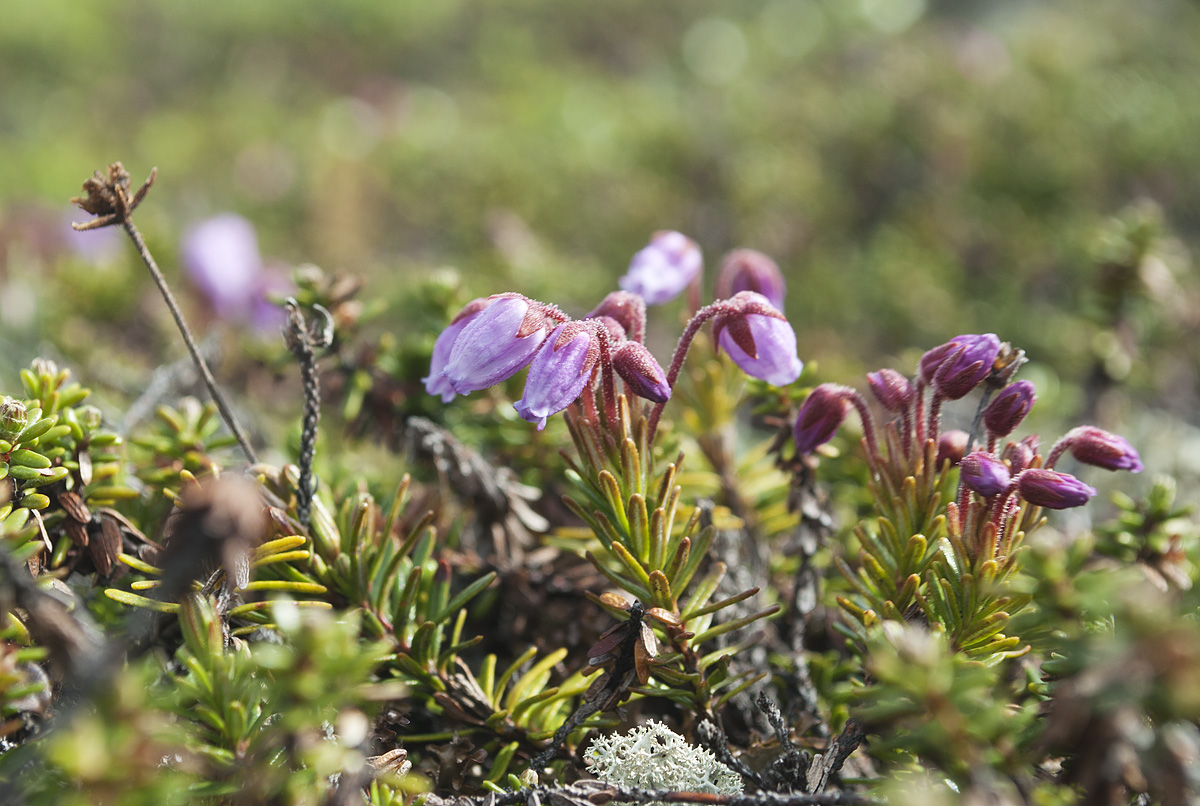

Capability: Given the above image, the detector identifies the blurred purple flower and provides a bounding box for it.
[182,214,263,318]
[715,249,786,310]
[1016,469,1097,510]
[983,380,1036,438]
[64,211,123,265]
[866,368,911,412]
[960,451,1011,497]
[713,292,803,387]
[933,333,1002,400]
[513,323,598,430]
[443,295,552,394]
[794,384,852,456]
[619,231,702,305]
[612,341,671,403]
[1054,426,1144,473]
[423,297,493,402]
[937,429,969,467]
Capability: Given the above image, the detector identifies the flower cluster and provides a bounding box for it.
[797,332,1142,547]
[425,233,802,432]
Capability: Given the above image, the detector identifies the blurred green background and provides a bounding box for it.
[1,0,1198,493]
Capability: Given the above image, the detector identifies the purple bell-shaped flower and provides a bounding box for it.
[959,451,1011,497]
[612,341,671,403]
[423,297,494,402]
[793,384,852,455]
[513,322,598,430]
[715,249,786,311]
[619,231,702,305]
[1016,469,1097,510]
[712,292,803,387]
[443,294,553,394]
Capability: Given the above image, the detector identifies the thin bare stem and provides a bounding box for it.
[647,302,727,444]
[121,218,259,464]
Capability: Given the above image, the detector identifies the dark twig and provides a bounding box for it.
[283,299,333,528]
[756,693,809,792]
[697,720,765,790]
[804,719,866,795]
[70,163,258,464]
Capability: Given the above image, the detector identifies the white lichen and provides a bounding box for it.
[584,720,743,795]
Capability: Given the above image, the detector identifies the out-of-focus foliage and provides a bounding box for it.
[2,1,1199,403]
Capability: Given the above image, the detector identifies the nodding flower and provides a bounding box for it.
[712,292,803,387]
[612,342,671,403]
[960,451,1011,497]
[423,297,493,402]
[442,294,557,394]
[931,333,1002,400]
[1049,426,1144,473]
[1015,468,1097,510]
[866,368,912,413]
[619,231,702,305]
[715,249,786,311]
[983,380,1036,438]
[793,384,853,456]
[513,322,598,430]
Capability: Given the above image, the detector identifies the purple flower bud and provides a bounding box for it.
[983,380,1036,438]
[866,369,912,412]
[423,297,494,402]
[587,291,646,343]
[937,429,969,467]
[794,384,852,455]
[1059,426,1144,473]
[612,342,671,403]
[960,450,1011,497]
[1016,469,1097,510]
[715,249,786,310]
[513,323,598,430]
[443,295,552,394]
[181,214,264,319]
[919,341,961,385]
[619,231,702,305]
[1002,435,1039,475]
[932,334,1002,400]
[712,292,804,387]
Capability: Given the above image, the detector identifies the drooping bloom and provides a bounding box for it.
[513,322,598,430]
[960,451,1011,497]
[932,333,1002,400]
[712,292,803,387]
[983,380,1036,438]
[612,342,671,403]
[181,214,265,319]
[423,297,493,402]
[1016,469,1097,510]
[794,384,852,455]
[866,369,912,412]
[443,295,553,394]
[715,249,786,310]
[1053,426,1144,473]
[619,231,702,305]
